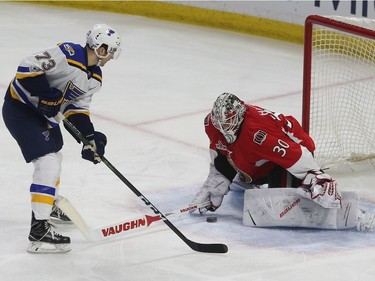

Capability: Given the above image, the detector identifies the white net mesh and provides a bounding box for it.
[307,16,375,168]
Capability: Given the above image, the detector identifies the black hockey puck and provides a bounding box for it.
[206,216,217,223]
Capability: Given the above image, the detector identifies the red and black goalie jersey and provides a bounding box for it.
[205,104,320,183]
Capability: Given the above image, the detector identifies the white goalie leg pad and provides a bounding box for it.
[243,188,359,230]
[230,180,269,191]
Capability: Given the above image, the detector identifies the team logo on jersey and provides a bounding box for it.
[253,130,267,145]
[64,44,75,56]
[227,156,253,183]
[42,131,50,141]
[63,80,85,101]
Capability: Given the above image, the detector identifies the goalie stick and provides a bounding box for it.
[56,197,211,241]
[58,113,228,254]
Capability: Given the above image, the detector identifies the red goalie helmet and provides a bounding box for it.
[211,92,247,143]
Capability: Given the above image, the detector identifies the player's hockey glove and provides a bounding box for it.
[190,164,230,215]
[81,131,107,164]
[37,88,64,118]
[297,170,342,209]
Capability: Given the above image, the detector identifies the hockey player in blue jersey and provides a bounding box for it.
[2,24,121,253]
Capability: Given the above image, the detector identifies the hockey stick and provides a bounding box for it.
[58,113,228,253]
[56,197,211,241]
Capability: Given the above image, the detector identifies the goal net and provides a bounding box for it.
[302,15,375,169]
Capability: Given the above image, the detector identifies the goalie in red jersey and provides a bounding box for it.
[191,92,342,214]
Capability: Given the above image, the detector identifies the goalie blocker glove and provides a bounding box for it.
[297,170,342,209]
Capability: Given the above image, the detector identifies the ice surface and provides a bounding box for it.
[1,3,375,281]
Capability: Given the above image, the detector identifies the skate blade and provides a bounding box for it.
[27,241,71,254]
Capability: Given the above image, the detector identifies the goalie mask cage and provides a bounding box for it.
[302,15,375,168]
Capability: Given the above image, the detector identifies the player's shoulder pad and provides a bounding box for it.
[58,42,87,72]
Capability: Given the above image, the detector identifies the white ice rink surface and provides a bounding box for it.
[1,3,375,281]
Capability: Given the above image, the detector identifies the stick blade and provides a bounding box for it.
[187,241,228,253]
[162,219,228,253]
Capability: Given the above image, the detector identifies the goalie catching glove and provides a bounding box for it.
[191,164,230,214]
[81,131,107,164]
[297,170,342,209]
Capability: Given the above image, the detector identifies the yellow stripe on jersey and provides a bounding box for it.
[15,71,44,79]
[9,83,23,103]
[92,72,102,83]
[31,194,55,205]
[66,58,87,71]
[64,110,90,119]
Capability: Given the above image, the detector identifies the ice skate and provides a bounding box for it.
[357,209,375,232]
[50,202,72,224]
[27,212,71,254]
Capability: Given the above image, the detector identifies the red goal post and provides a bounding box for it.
[302,15,375,168]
